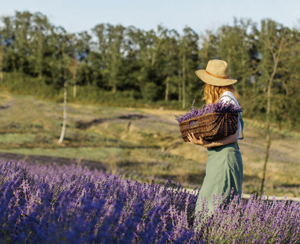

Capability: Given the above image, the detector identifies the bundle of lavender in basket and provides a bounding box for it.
[175,100,242,142]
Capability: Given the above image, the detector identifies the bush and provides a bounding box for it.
[141,82,159,102]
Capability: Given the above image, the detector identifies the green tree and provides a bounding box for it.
[199,30,218,68]
[0,22,4,83]
[179,27,199,108]
[0,16,16,76]
[275,28,300,130]
[92,24,125,93]
[29,12,51,79]
[161,29,180,101]
[128,26,166,101]
[217,19,256,96]
[258,19,291,195]
[71,31,92,97]
[50,26,74,144]
[14,11,32,74]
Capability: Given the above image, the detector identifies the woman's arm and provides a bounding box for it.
[187,130,238,148]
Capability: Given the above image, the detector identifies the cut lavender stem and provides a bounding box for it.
[175,100,242,123]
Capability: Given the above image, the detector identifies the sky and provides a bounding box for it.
[0,0,299,35]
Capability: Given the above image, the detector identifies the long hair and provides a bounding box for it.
[202,83,240,105]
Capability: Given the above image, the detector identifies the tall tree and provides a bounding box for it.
[258,19,291,195]
[71,31,91,97]
[217,18,256,96]
[14,11,32,74]
[161,29,179,101]
[50,26,74,144]
[0,16,15,75]
[179,27,199,108]
[109,25,125,93]
[127,25,166,101]
[273,28,300,130]
[0,26,3,83]
[30,12,51,79]
[92,24,125,93]
[199,30,218,68]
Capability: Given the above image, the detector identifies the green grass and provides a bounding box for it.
[0,133,36,144]
[0,147,124,161]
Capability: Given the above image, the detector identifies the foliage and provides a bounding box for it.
[0,160,299,243]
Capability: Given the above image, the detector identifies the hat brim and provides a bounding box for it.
[195,70,237,86]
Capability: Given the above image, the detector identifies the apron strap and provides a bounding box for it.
[219,95,244,140]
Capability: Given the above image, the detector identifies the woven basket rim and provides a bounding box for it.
[178,112,239,125]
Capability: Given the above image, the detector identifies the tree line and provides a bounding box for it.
[0,11,300,131]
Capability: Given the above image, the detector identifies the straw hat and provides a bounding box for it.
[195,60,237,86]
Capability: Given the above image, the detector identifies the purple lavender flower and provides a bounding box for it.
[175,100,242,123]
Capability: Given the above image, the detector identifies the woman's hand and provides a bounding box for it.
[187,133,209,147]
[187,130,239,148]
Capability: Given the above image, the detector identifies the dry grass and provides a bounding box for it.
[0,91,299,197]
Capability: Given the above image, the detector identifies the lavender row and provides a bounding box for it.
[0,160,299,243]
[174,100,243,123]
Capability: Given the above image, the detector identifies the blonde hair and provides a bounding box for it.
[202,84,240,105]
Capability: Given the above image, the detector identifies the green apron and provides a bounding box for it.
[194,97,244,220]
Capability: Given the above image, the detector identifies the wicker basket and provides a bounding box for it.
[179,112,238,142]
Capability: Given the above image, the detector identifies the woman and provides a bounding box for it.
[187,59,244,219]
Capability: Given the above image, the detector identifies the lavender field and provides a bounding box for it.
[1,160,300,243]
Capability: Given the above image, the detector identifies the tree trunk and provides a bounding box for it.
[0,46,2,84]
[260,102,271,195]
[73,68,77,98]
[178,74,181,101]
[241,36,246,96]
[242,59,246,96]
[151,54,155,66]
[38,46,43,80]
[58,58,68,144]
[39,69,42,80]
[111,64,117,93]
[73,82,77,98]
[112,84,116,93]
[227,48,232,68]
[260,55,278,195]
[252,76,256,93]
[165,75,169,101]
[182,53,186,109]
[58,78,67,144]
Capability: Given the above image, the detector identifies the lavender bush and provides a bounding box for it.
[174,100,243,123]
[0,160,299,243]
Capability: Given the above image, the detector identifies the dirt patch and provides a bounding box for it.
[117,114,147,120]
[0,104,10,109]
[76,113,147,129]
[76,118,110,129]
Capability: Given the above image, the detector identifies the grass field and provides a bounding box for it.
[0,90,299,197]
